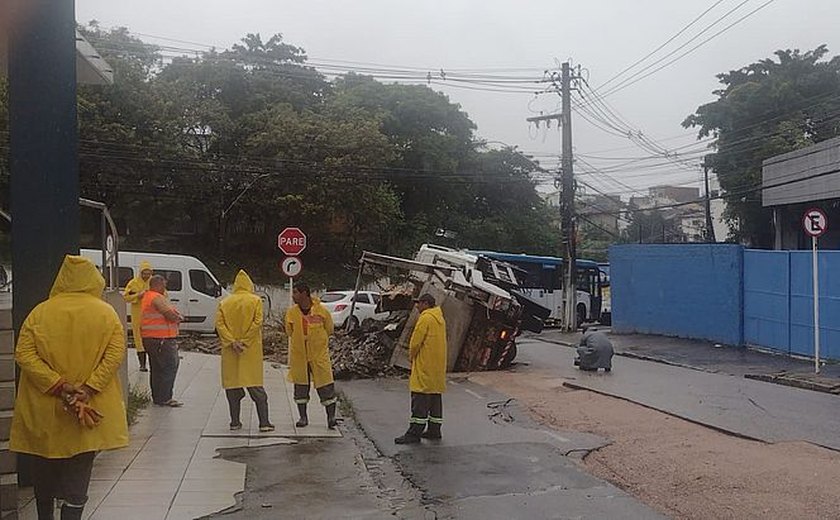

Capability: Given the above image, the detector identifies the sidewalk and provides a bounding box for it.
[18,351,339,520]
[533,329,840,393]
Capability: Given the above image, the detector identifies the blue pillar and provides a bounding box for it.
[8,0,80,332]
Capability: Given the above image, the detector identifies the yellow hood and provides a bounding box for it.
[233,270,255,294]
[49,255,105,298]
[423,306,445,325]
[139,260,153,273]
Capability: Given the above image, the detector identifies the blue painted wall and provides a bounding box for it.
[744,250,790,352]
[610,244,744,345]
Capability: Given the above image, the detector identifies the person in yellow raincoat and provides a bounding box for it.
[285,282,338,429]
[216,270,274,432]
[395,293,447,444]
[122,260,153,372]
[10,255,129,520]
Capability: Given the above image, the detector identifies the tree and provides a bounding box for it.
[683,46,840,246]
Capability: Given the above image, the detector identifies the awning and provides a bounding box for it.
[0,30,114,85]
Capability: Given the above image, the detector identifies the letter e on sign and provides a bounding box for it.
[803,209,828,238]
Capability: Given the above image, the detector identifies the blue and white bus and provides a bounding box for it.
[471,251,605,327]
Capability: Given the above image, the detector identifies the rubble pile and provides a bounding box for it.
[175,316,289,364]
[331,311,410,380]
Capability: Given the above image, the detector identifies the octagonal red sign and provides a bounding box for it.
[278,227,306,256]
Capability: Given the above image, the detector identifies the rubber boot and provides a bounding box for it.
[421,422,442,440]
[394,423,424,444]
[138,351,148,372]
[60,503,84,520]
[36,498,55,520]
[296,403,309,428]
[326,402,337,430]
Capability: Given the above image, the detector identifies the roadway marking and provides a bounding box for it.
[545,432,570,443]
[464,389,484,400]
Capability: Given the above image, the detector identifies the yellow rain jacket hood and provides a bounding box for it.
[409,306,448,394]
[216,270,264,389]
[123,260,153,351]
[10,255,129,458]
[285,298,334,388]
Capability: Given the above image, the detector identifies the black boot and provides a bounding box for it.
[296,403,308,428]
[138,351,148,372]
[394,424,424,444]
[60,503,84,520]
[421,422,442,440]
[326,402,337,430]
[36,498,55,520]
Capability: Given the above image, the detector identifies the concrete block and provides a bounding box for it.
[0,411,10,442]
[0,332,13,355]
[0,383,12,411]
[0,310,11,333]
[0,358,12,384]
[0,474,17,514]
[0,449,14,475]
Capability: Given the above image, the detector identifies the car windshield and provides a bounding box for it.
[320,293,348,303]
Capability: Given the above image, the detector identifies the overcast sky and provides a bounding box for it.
[76,0,840,197]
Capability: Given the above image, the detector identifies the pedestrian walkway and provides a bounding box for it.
[18,351,339,520]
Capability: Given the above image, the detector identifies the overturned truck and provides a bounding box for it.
[347,244,550,374]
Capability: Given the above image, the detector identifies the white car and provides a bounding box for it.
[320,290,388,329]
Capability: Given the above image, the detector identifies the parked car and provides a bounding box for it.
[319,290,388,329]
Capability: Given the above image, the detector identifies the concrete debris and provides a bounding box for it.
[331,312,410,380]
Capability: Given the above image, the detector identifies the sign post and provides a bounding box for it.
[803,208,827,374]
[278,227,307,307]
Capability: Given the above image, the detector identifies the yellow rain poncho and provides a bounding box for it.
[285,298,334,388]
[122,260,152,351]
[409,306,448,394]
[10,255,129,458]
[216,270,264,389]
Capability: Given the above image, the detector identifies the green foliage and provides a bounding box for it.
[127,384,151,426]
[683,46,840,246]
[1,24,560,284]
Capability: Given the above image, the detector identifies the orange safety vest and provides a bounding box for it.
[140,290,179,338]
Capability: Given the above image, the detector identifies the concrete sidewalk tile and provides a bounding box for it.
[166,504,233,520]
[98,489,177,507]
[89,505,169,520]
[183,461,245,481]
[178,478,244,493]
[110,479,181,495]
[121,466,186,481]
[172,490,238,507]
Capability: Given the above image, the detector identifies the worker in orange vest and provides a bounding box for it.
[141,275,184,407]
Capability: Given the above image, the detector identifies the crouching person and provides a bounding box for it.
[574,327,614,372]
[10,256,129,520]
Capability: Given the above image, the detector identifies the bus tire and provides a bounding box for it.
[576,304,587,329]
[600,312,612,326]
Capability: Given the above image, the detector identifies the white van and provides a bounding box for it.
[80,249,224,334]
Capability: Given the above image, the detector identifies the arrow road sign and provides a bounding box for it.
[281,256,303,277]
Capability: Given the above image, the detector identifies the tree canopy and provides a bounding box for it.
[0,25,561,284]
[683,46,840,246]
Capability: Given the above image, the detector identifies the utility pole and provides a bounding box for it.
[526,61,577,331]
[703,159,717,243]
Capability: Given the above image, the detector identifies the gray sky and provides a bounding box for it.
[76,0,840,197]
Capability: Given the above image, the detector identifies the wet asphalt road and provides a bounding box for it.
[212,372,665,520]
[516,336,840,451]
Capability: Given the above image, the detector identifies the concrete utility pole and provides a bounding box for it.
[703,160,717,243]
[526,62,577,331]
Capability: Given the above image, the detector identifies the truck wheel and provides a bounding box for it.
[601,312,612,326]
[576,304,586,329]
[499,343,518,369]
